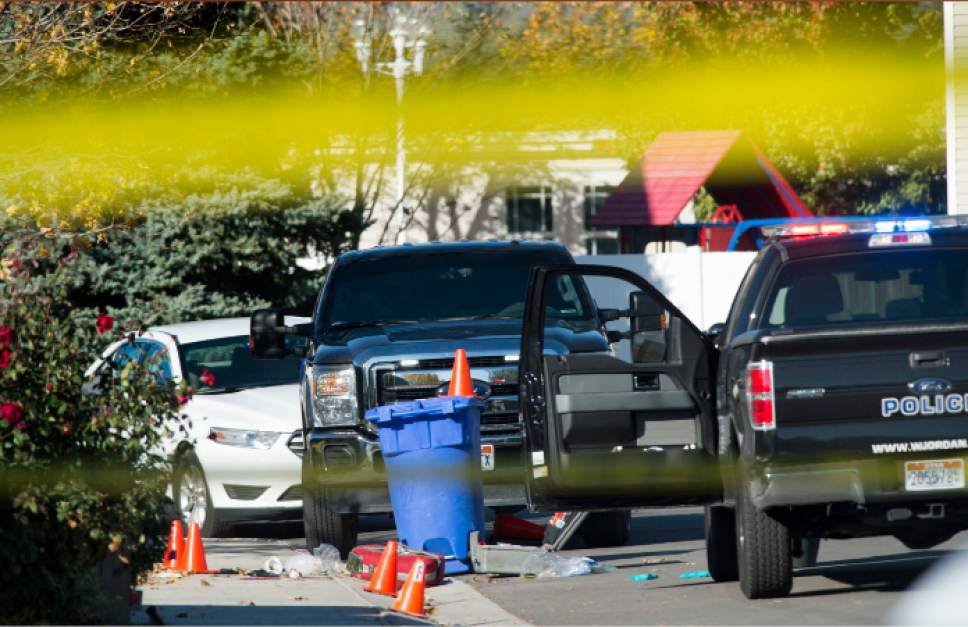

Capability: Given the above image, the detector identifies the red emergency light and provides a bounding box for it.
[786,223,849,238]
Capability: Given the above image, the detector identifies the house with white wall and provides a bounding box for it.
[946,1,968,214]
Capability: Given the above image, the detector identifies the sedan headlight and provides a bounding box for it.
[208,427,281,450]
[311,366,359,427]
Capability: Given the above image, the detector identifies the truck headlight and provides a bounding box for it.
[311,366,358,427]
[208,427,281,450]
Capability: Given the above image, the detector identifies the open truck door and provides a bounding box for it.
[520,264,721,512]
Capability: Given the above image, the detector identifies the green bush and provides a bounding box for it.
[7,177,357,328]
[0,228,182,623]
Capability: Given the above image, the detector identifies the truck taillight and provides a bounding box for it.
[747,361,775,431]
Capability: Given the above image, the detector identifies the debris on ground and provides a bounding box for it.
[678,570,711,579]
[631,573,658,582]
[263,543,344,578]
[521,550,615,577]
[642,557,667,565]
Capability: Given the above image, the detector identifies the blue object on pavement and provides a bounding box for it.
[631,573,658,582]
[366,396,485,575]
[678,570,711,579]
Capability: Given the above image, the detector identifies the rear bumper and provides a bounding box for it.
[751,456,968,509]
[305,426,527,515]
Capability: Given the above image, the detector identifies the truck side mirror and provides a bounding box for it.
[706,322,726,342]
[250,308,288,359]
[629,291,664,332]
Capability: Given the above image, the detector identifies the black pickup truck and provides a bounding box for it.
[517,217,968,599]
[250,240,632,556]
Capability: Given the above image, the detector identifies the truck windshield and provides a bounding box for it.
[761,249,968,330]
[182,335,303,392]
[320,249,593,337]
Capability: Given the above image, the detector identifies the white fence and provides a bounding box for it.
[574,251,757,331]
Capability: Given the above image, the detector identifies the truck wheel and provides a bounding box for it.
[792,537,820,569]
[303,482,358,559]
[579,510,631,548]
[705,505,738,582]
[736,482,792,599]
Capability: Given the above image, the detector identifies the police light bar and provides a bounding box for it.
[760,215,968,243]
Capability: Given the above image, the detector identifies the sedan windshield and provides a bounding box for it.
[320,249,593,338]
[181,335,303,392]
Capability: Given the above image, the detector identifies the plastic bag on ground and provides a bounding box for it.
[312,544,342,574]
[283,553,322,578]
[521,550,612,578]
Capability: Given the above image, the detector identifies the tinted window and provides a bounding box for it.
[321,250,589,336]
[760,249,968,330]
[181,335,303,391]
[111,340,172,384]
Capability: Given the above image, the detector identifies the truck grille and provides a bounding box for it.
[373,359,520,433]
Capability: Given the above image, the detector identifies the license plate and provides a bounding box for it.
[904,458,965,492]
[480,444,495,471]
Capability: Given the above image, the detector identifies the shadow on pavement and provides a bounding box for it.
[631,512,704,544]
[790,549,950,596]
[142,604,427,626]
[223,514,396,541]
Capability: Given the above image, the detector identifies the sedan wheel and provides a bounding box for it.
[174,452,223,537]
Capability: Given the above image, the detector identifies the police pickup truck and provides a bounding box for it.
[517,216,968,599]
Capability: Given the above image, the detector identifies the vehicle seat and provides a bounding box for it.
[784,274,844,327]
[885,298,922,321]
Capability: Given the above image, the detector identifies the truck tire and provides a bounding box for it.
[303,483,359,559]
[792,537,820,569]
[705,505,738,582]
[736,482,792,599]
[579,510,631,548]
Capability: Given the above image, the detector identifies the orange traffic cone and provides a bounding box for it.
[494,513,546,543]
[390,559,428,618]
[181,522,212,574]
[364,540,399,596]
[164,519,185,569]
[447,348,474,397]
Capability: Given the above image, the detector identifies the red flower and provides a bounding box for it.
[62,247,78,264]
[14,421,25,432]
[200,369,215,387]
[45,382,53,393]
[178,393,192,406]
[62,423,72,435]
[0,325,12,349]
[1,402,23,425]
[95,312,114,336]
[0,350,10,369]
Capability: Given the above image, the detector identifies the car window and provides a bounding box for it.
[109,339,172,385]
[760,249,968,330]
[181,334,304,391]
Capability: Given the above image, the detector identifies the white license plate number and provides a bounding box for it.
[481,444,495,472]
[904,458,965,492]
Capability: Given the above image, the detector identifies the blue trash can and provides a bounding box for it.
[366,396,485,574]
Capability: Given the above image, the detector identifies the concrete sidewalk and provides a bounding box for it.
[132,536,527,626]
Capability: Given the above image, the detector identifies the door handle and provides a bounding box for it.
[910,351,947,368]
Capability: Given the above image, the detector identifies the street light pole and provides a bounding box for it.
[353,10,428,246]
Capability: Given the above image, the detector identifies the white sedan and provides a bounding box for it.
[87,317,308,536]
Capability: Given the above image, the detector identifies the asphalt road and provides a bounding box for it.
[220,509,968,625]
[467,507,968,625]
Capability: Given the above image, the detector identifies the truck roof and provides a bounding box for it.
[336,239,572,264]
[769,228,968,261]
